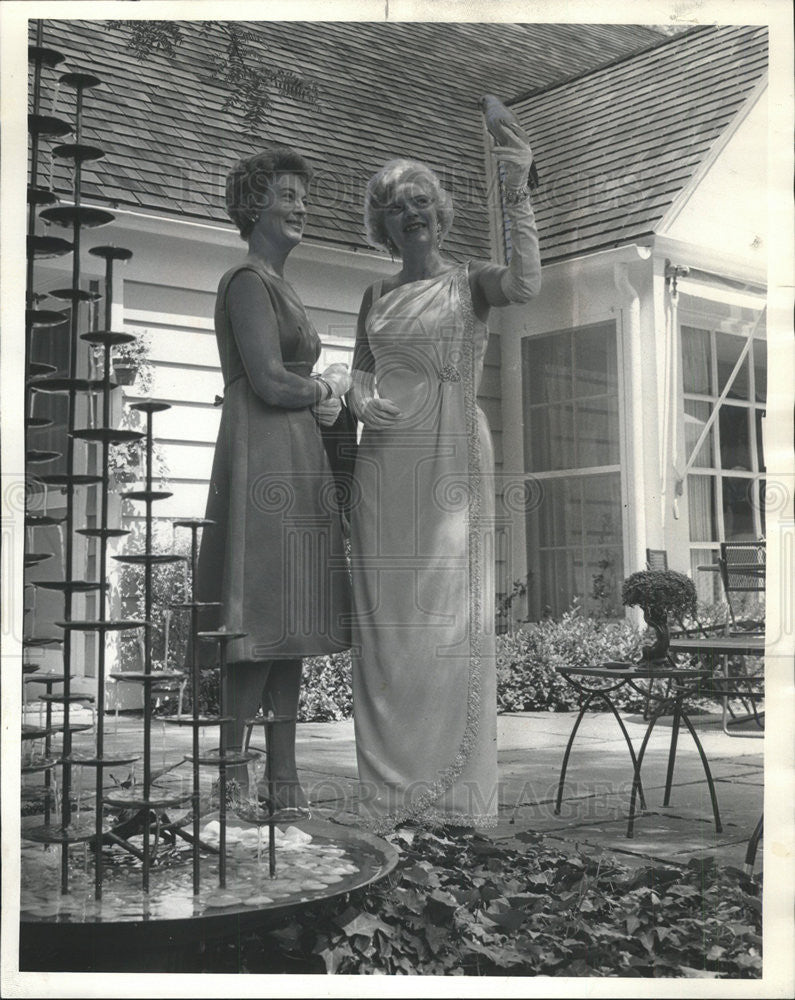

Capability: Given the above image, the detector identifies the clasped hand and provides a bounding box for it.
[312,362,352,426]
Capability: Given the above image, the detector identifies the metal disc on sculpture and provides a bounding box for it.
[71,428,145,445]
[184,749,257,768]
[24,819,110,846]
[197,630,247,643]
[38,692,96,705]
[60,751,141,768]
[113,553,187,566]
[111,671,186,684]
[88,245,133,262]
[25,553,53,567]
[122,489,173,502]
[52,143,105,163]
[27,186,58,206]
[27,416,54,429]
[56,619,148,632]
[22,636,65,646]
[26,449,61,464]
[29,376,115,393]
[26,308,69,327]
[24,671,69,683]
[38,473,105,486]
[59,71,103,90]
[103,789,193,810]
[28,114,72,137]
[173,518,217,529]
[34,580,107,593]
[28,45,65,67]
[27,362,58,378]
[162,715,235,728]
[80,330,135,346]
[50,287,102,303]
[27,234,73,258]
[77,527,130,539]
[22,725,53,741]
[40,205,115,229]
[130,401,171,414]
[21,758,59,775]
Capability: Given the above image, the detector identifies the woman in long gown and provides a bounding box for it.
[195,147,352,809]
[349,130,541,829]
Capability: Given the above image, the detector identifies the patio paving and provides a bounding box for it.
[21,708,764,873]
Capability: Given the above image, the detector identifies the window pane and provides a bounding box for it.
[681,326,711,394]
[523,334,571,404]
[575,396,619,466]
[753,338,767,402]
[719,404,752,471]
[716,332,749,399]
[585,546,624,617]
[722,476,756,540]
[528,404,575,472]
[582,473,623,548]
[573,324,617,397]
[688,475,715,542]
[684,399,714,466]
[526,472,623,620]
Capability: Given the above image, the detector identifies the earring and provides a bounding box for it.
[386,238,397,261]
[437,223,444,249]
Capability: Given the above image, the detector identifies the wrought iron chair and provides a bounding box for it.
[718,540,766,633]
[713,541,765,732]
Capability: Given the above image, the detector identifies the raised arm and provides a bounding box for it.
[470,129,542,318]
[227,270,348,407]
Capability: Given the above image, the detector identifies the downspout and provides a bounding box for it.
[614,258,648,574]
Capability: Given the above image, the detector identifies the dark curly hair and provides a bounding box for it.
[226,146,313,240]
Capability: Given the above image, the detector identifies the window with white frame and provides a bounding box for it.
[679,291,767,604]
[522,321,624,620]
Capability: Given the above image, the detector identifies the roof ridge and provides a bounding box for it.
[507,24,744,107]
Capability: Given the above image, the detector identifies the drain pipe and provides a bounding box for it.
[614,257,648,574]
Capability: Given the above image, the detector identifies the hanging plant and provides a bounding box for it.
[621,570,697,661]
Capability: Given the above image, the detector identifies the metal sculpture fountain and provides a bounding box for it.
[20,22,396,972]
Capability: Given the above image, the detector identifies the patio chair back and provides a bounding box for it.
[645,549,669,571]
[718,540,765,628]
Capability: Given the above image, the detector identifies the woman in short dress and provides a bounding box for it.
[196,146,351,809]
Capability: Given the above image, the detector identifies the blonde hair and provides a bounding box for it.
[364,159,453,254]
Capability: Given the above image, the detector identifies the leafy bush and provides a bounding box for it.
[299,651,353,721]
[496,605,643,713]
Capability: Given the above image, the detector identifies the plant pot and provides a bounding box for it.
[112,362,138,386]
[641,608,670,661]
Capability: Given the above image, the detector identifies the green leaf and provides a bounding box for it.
[337,911,393,940]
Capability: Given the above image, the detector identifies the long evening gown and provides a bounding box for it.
[196,261,351,662]
[351,263,498,829]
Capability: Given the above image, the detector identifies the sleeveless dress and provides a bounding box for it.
[196,261,351,662]
[350,263,498,829]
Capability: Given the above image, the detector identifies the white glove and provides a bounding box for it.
[319,362,352,399]
[312,396,342,427]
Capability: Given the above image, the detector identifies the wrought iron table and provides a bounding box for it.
[555,663,721,838]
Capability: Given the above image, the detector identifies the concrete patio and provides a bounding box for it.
[22,707,764,873]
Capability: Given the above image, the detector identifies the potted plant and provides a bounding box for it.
[621,569,697,661]
[111,332,153,390]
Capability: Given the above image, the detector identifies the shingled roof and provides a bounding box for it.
[35,19,664,262]
[509,24,768,263]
